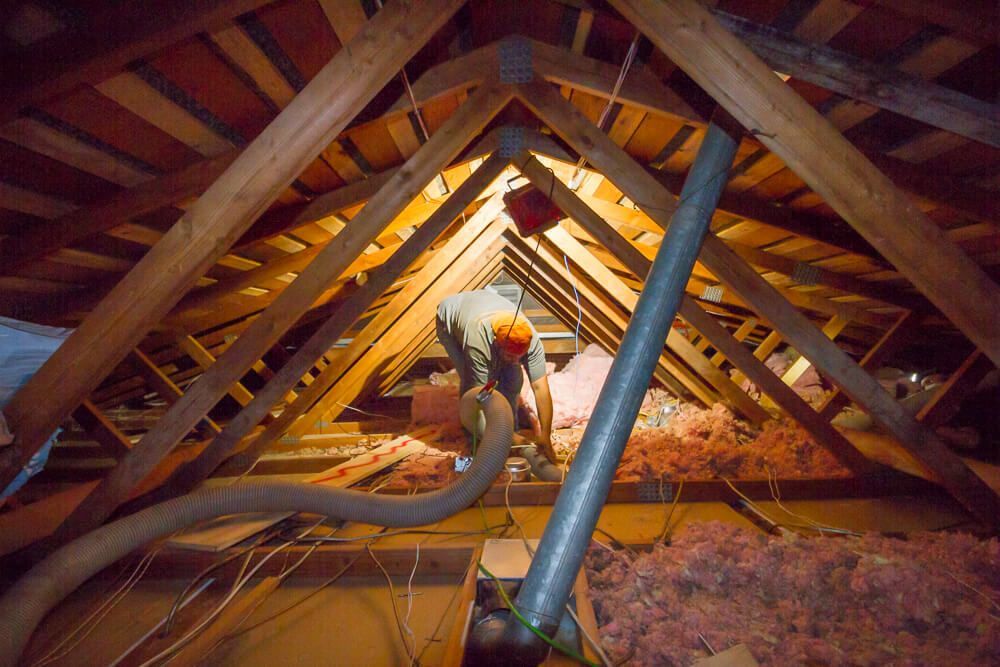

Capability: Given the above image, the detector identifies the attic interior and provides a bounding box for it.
[0,0,998,664]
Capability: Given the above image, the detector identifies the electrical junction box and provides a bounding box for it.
[503,184,564,237]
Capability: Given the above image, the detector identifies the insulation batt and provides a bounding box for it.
[586,522,1000,666]
[519,343,614,428]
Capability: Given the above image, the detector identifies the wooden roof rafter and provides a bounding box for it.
[0,0,470,507]
[607,0,1000,366]
[509,60,998,525]
[3,0,999,551]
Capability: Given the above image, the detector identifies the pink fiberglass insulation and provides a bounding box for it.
[613,404,850,480]
[586,521,1000,666]
[410,376,462,428]
[520,343,615,428]
[739,351,829,407]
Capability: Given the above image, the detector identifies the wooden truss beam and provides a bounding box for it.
[0,0,467,495]
[514,152,872,473]
[513,80,1000,525]
[713,11,999,148]
[0,150,238,277]
[404,36,995,235]
[817,310,919,420]
[710,318,757,366]
[70,401,132,461]
[917,350,994,429]
[135,158,510,503]
[561,182,919,313]
[700,235,1000,524]
[56,84,510,542]
[609,0,1000,367]
[129,349,220,437]
[549,226,769,423]
[781,315,850,386]
[289,216,510,439]
[313,246,507,430]
[522,209,770,423]
[0,0,273,123]
[549,171,896,333]
[502,233,706,403]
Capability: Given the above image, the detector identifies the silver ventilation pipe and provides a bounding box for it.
[499,114,741,663]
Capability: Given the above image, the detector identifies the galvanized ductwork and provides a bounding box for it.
[499,115,741,663]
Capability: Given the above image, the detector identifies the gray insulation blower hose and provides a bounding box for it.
[0,388,512,666]
[521,446,562,482]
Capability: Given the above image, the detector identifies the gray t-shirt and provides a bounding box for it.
[436,290,547,385]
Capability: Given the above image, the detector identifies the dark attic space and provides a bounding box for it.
[0,0,999,665]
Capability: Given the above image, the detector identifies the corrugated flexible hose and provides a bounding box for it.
[0,387,512,666]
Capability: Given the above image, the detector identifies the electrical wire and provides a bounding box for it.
[766,467,857,536]
[722,476,859,537]
[477,561,599,667]
[367,542,419,666]
[656,477,685,543]
[334,401,396,420]
[402,543,421,667]
[569,32,641,189]
[106,578,216,667]
[161,528,278,636]
[566,605,612,667]
[31,548,161,667]
[414,555,478,663]
[563,253,583,386]
[503,235,544,344]
[502,473,610,664]
[504,471,534,557]
[140,520,324,666]
[283,525,510,544]
[219,550,369,642]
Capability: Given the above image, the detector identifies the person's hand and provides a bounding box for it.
[536,433,557,464]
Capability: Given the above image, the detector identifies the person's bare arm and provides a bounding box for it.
[530,374,556,462]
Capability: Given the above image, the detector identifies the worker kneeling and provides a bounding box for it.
[436,290,556,463]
